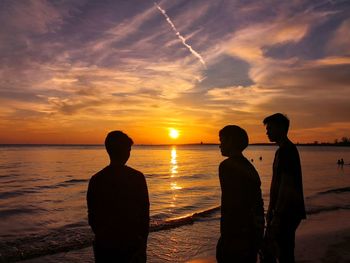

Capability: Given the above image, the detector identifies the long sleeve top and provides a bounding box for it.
[219,156,264,238]
[87,165,150,248]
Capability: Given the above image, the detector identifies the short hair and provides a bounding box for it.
[219,125,249,152]
[105,131,133,156]
[263,113,290,132]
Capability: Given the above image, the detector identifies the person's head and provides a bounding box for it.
[105,131,133,165]
[263,113,289,143]
[219,125,249,157]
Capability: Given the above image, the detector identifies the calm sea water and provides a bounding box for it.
[0,145,350,262]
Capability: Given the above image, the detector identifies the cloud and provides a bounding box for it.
[225,15,315,64]
[327,18,350,54]
[0,0,64,35]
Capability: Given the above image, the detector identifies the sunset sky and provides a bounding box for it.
[1,0,349,144]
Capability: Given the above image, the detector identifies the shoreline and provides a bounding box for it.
[20,209,350,263]
[1,143,350,147]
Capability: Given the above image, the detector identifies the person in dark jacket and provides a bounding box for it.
[261,113,306,263]
[217,125,264,263]
[87,131,149,263]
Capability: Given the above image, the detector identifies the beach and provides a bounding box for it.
[20,209,350,263]
[190,210,350,263]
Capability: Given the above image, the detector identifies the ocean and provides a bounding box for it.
[0,145,350,262]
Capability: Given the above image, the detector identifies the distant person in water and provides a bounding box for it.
[217,125,265,263]
[87,131,150,263]
[261,113,306,263]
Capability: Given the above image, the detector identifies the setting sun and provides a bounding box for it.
[169,128,180,139]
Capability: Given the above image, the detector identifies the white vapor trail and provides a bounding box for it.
[154,2,206,67]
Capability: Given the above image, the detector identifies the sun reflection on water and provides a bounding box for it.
[170,182,182,190]
[169,147,182,208]
[170,147,178,176]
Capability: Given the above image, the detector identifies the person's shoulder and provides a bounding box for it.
[285,141,300,155]
[219,158,231,169]
[219,158,242,172]
[280,141,298,153]
[124,166,144,177]
[89,166,109,182]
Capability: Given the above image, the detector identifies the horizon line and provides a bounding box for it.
[0,142,348,147]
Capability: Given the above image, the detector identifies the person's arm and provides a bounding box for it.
[86,178,96,233]
[275,173,296,216]
[219,161,247,226]
[139,174,150,242]
[274,150,301,218]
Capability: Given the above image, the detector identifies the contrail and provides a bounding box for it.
[154,2,206,67]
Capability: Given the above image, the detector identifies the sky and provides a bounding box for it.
[0,0,350,144]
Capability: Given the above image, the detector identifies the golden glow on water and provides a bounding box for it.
[170,182,182,190]
[169,147,182,207]
[170,147,178,176]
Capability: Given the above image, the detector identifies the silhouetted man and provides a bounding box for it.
[87,131,150,262]
[217,125,264,263]
[261,113,306,263]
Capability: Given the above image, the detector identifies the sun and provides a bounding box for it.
[169,128,179,139]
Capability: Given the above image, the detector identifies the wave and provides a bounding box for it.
[0,226,94,262]
[305,186,350,215]
[0,173,21,179]
[39,178,88,190]
[0,162,23,169]
[151,206,220,231]
[0,207,41,218]
[55,178,89,187]
[0,189,38,200]
[0,206,220,262]
[0,179,88,200]
[306,205,350,215]
[317,186,350,195]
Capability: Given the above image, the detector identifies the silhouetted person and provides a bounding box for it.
[87,131,150,262]
[261,113,306,263]
[217,125,264,263]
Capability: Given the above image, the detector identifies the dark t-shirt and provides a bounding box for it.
[268,141,306,221]
[87,165,150,248]
[219,156,264,238]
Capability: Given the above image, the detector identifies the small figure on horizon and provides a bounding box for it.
[260,113,306,263]
[259,156,263,161]
[337,158,344,167]
[87,131,150,262]
[251,158,254,162]
[217,125,264,263]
